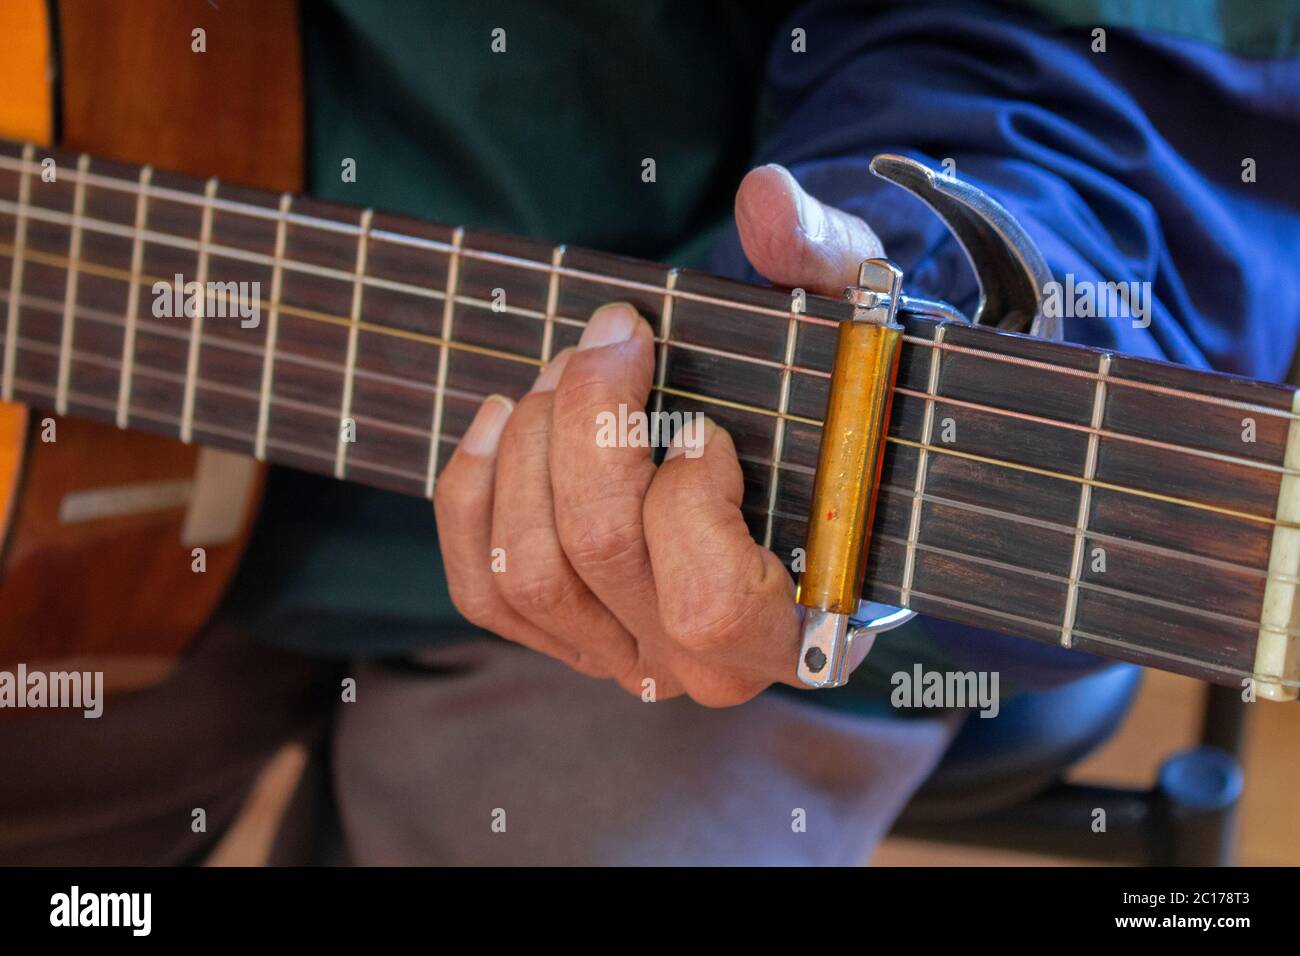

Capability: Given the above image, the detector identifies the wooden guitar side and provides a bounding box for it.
[0,0,303,691]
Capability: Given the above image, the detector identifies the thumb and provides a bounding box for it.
[734,164,885,297]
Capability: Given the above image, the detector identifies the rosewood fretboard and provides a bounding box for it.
[1,140,1297,695]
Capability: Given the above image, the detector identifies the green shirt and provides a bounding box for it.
[226,0,790,657]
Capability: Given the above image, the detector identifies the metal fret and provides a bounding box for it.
[55,154,92,415]
[425,226,464,498]
[541,244,565,362]
[1061,352,1111,647]
[180,177,219,443]
[652,268,678,418]
[900,324,947,606]
[335,208,374,479]
[254,193,292,460]
[2,143,35,402]
[763,300,801,549]
[115,164,152,428]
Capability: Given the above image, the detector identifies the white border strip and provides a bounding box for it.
[1254,388,1300,700]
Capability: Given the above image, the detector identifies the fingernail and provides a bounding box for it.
[791,186,827,241]
[579,302,639,351]
[530,348,573,393]
[663,416,716,461]
[461,395,513,455]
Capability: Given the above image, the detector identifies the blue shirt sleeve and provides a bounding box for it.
[709,0,1300,689]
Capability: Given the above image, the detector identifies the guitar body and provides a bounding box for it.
[0,0,302,691]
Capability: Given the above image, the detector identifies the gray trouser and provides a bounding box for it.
[334,639,957,866]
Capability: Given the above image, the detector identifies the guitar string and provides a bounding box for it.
[3,186,1300,441]
[3,211,1295,490]
[868,530,1292,638]
[12,280,1296,569]
[4,202,1295,482]
[17,312,1300,652]
[2,243,1299,538]
[2,151,1298,422]
[4,203,1295,487]
[902,334,1297,421]
[875,482,1299,585]
[863,579,1294,689]
[5,214,1284,486]
[7,288,1300,593]
[12,355,1299,646]
[892,385,1296,477]
[23,349,1300,691]
[0,196,839,379]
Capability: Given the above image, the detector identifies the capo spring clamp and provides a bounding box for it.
[793,154,1059,688]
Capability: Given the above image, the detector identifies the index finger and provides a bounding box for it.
[549,302,660,622]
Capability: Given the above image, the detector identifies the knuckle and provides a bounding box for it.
[661,586,756,654]
[552,373,615,433]
[641,467,696,532]
[497,562,579,618]
[558,504,646,572]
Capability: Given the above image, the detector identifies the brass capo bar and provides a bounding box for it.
[791,153,1062,688]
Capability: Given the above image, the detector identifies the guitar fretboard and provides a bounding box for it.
[1,140,1298,695]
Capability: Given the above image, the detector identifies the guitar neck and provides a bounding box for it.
[1,140,1298,696]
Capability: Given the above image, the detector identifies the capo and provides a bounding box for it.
[794,154,1057,687]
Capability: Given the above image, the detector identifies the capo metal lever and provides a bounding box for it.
[870,154,1061,341]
